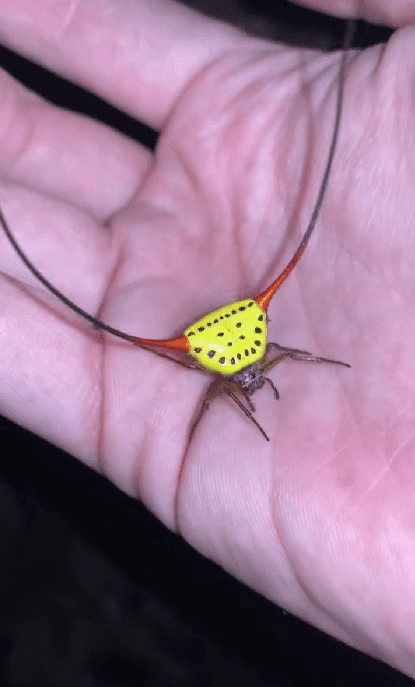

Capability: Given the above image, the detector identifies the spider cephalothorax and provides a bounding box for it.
[231,362,267,396]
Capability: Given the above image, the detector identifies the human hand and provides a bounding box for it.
[0,0,414,678]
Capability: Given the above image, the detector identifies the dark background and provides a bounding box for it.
[0,1,411,685]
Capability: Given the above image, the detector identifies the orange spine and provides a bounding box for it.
[254,241,307,311]
[122,333,190,353]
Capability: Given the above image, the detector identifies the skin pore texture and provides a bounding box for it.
[0,0,415,679]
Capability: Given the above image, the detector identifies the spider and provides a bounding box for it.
[0,24,353,443]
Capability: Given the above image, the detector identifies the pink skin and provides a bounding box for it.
[0,0,414,677]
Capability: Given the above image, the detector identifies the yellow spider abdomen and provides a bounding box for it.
[184,299,267,374]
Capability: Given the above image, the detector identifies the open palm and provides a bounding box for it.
[0,0,414,678]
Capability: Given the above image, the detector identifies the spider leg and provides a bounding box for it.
[264,376,279,399]
[263,342,350,374]
[265,342,312,356]
[222,379,256,413]
[261,352,293,375]
[136,344,199,370]
[241,390,255,413]
[228,392,270,441]
[188,377,225,443]
[188,377,270,442]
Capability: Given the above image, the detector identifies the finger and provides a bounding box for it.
[0,184,113,465]
[0,263,103,469]
[0,67,152,220]
[292,0,415,28]
[0,0,248,131]
[0,185,196,501]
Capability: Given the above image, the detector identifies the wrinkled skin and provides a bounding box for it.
[0,0,414,678]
